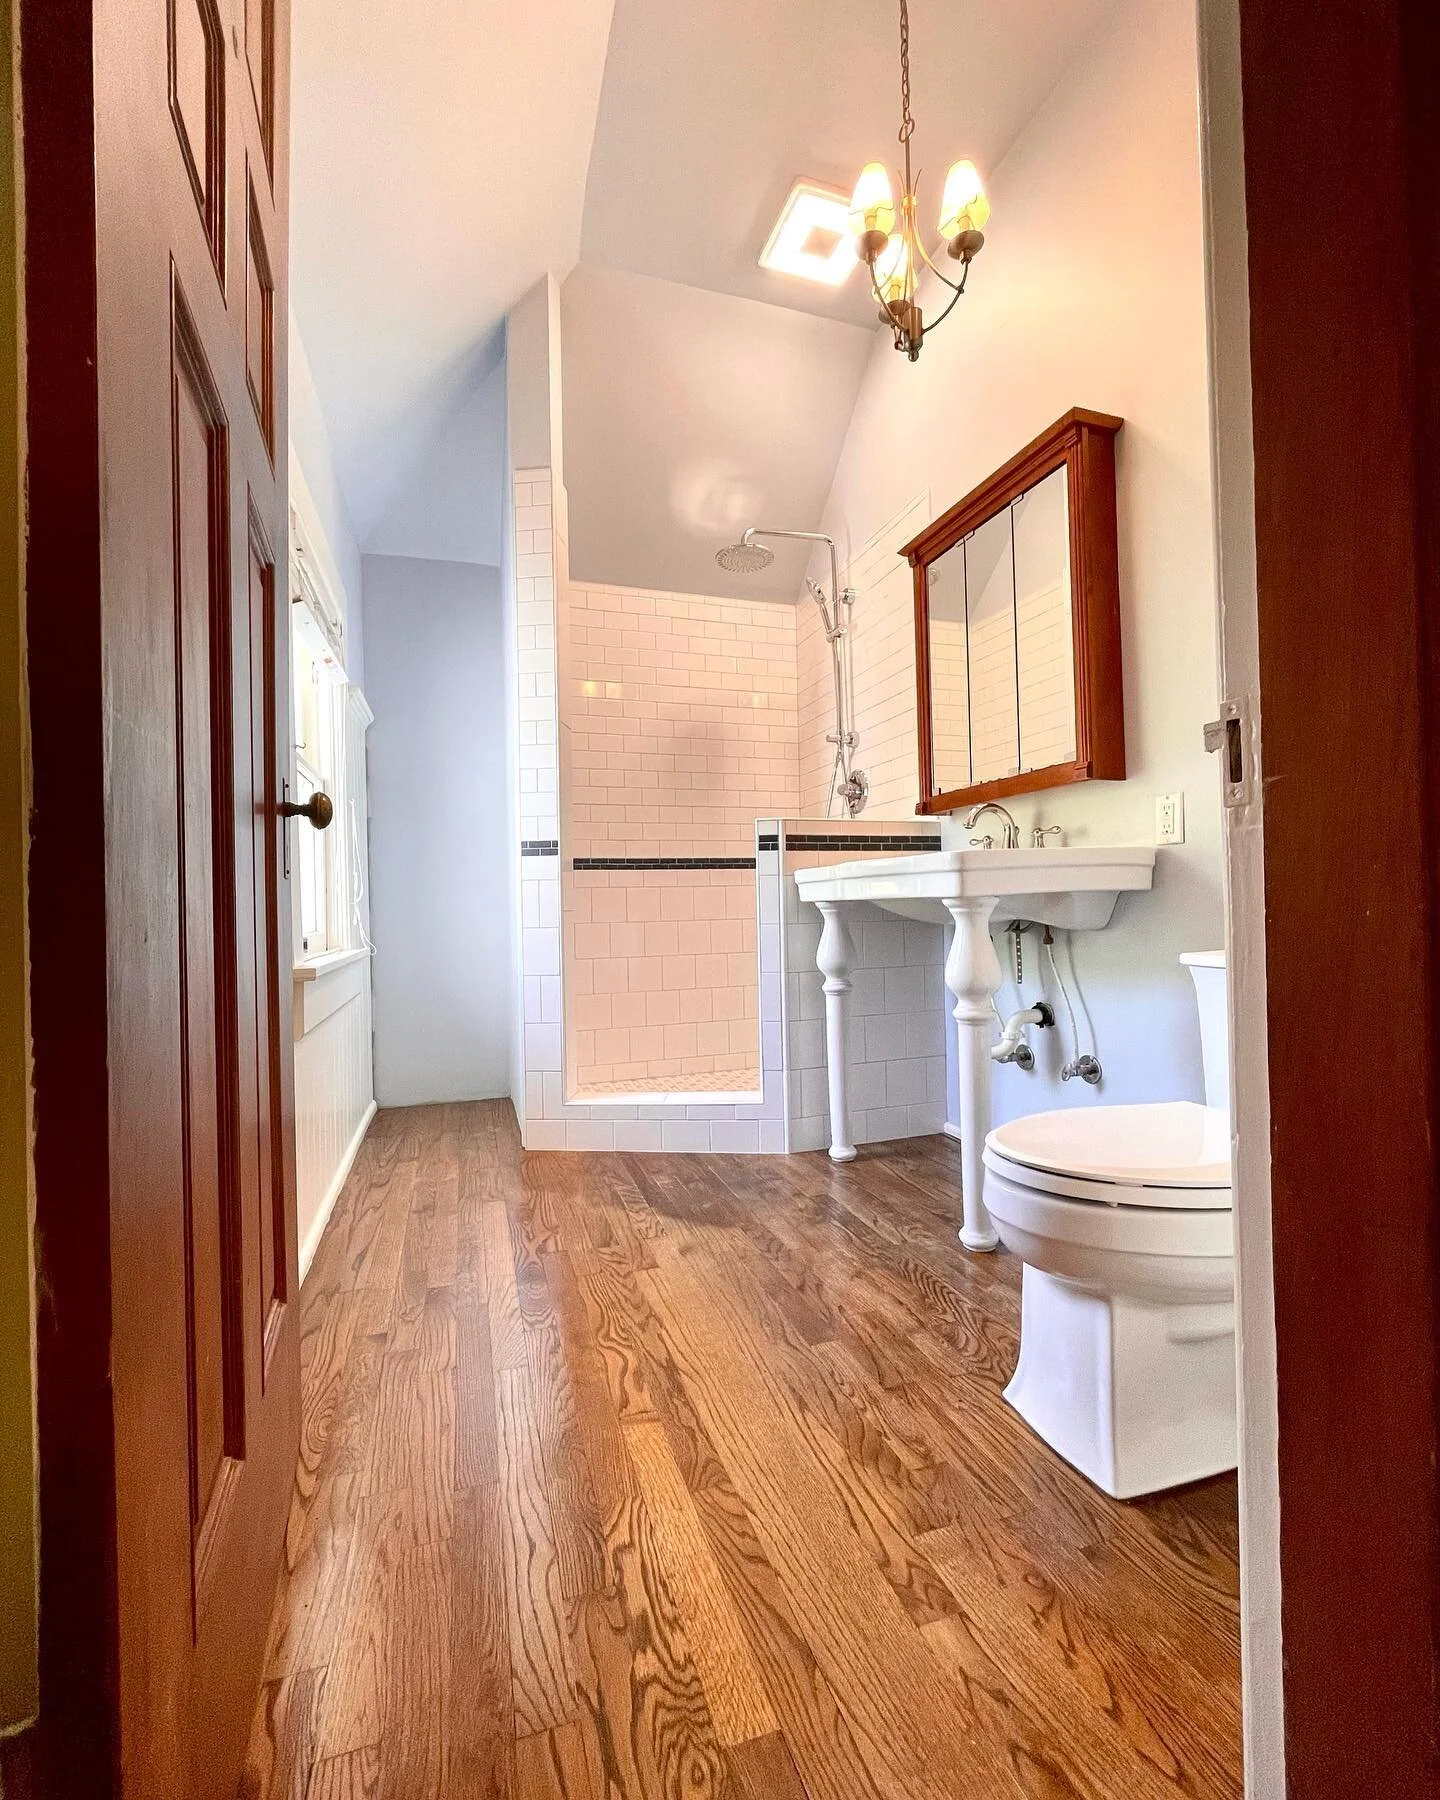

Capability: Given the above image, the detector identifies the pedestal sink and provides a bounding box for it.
[793,846,1157,1251]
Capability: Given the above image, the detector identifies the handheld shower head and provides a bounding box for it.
[715,540,775,575]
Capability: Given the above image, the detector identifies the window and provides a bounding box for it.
[291,598,343,956]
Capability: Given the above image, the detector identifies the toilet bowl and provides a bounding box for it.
[982,953,1235,1499]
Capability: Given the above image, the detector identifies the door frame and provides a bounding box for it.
[1196,0,1283,1787]
[1201,0,1440,1792]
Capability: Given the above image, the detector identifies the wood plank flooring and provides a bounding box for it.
[242,1101,1242,1800]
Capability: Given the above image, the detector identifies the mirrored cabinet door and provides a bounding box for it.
[1012,464,1077,772]
[907,408,1125,814]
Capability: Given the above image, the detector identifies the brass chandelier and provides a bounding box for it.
[848,0,991,362]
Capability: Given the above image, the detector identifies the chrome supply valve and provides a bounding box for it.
[839,769,869,816]
[1061,1053,1103,1085]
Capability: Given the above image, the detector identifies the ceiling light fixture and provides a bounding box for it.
[759,180,860,287]
[848,0,990,361]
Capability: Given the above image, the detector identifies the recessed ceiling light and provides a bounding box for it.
[759,181,859,287]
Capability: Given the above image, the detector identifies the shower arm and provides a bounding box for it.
[727,524,866,818]
[741,527,841,616]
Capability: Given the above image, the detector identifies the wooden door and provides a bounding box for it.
[1218,0,1440,1791]
[20,0,297,1793]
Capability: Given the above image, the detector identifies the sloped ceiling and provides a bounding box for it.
[290,0,1113,573]
[581,0,1116,327]
[290,0,617,545]
[561,265,872,599]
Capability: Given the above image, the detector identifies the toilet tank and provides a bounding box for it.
[1180,951,1229,1115]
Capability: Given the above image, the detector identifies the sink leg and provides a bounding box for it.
[942,897,1003,1251]
[815,901,857,1162]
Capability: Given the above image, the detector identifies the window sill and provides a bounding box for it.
[293,947,370,984]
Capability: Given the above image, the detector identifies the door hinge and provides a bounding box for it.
[1203,698,1252,807]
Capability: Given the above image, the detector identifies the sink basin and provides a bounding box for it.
[793,845,1156,930]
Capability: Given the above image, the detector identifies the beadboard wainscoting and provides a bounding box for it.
[294,949,377,1279]
[292,676,377,1278]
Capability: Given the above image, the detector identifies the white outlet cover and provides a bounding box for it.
[1155,792,1185,845]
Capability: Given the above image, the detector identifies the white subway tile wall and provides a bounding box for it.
[797,494,930,819]
[566,585,799,859]
[511,470,957,1153]
[567,868,761,1090]
[511,467,790,1149]
[563,581,798,1091]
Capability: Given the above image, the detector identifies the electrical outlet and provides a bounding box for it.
[1155,792,1185,845]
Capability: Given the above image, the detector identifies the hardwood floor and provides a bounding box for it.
[242,1101,1242,1800]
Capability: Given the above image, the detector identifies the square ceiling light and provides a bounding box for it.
[759,180,859,287]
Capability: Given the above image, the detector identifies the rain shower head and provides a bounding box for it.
[715,539,775,575]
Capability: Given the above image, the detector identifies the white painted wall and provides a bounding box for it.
[290,312,365,682]
[365,555,513,1106]
[815,0,1223,1126]
[368,355,506,567]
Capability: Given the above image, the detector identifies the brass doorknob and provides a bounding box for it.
[279,790,334,830]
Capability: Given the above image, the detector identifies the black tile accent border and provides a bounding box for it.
[520,839,559,857]
[572,856,757,871]
[781,833,942,852]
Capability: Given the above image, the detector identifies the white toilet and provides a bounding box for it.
[982,952,1234,1500]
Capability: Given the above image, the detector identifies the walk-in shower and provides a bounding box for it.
[715,527,868,817]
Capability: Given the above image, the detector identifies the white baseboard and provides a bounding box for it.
[943,1119,964,1142]
[299,1098,378,1285]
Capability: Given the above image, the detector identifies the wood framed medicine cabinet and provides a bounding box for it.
[905,407,1126,815]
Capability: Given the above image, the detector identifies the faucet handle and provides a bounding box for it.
[969,834,996,849]
[1031,825,1062,849]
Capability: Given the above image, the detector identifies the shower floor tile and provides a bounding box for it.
[572,1067,762,1100]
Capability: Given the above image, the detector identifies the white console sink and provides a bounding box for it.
[793,844,1157,1252]
[793,845,1156,930]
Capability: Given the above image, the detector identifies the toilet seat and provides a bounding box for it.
[985,1101,1231,1211]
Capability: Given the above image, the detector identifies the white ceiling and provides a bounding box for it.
[581,0,1117,327]
[289,0,616,544]
[561,264,872,600]
[289,0,1114,572]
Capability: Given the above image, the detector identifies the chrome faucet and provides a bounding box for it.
[962,802,1019,849]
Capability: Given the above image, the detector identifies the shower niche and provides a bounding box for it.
[905,407,1126,814]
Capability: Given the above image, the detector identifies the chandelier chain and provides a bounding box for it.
[897,0,914,143]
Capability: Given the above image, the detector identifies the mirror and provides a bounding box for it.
[906,408,1126,814]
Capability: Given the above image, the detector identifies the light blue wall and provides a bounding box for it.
[364,555,513,1105]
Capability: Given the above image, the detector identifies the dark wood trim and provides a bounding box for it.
[900,407,1124,564]
[247,490,289,1388]
[906,407,1125,815]
[915,759,1094,816]
[244,169,275,459]
[244,0,276,182]
[171,272,249,1625]
[911,556,934,813]
[166,0,227,287]
[1237,0,1440,1789]
[18,0,119,1788]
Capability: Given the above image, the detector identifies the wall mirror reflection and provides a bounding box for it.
[906,408,1126,814]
